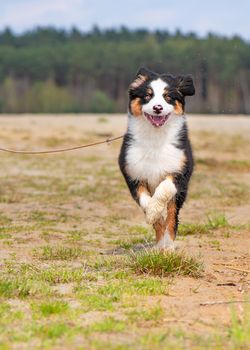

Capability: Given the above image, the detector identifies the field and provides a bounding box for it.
[0,114,249,350]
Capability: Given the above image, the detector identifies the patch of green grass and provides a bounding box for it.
[126,305,165,325]
[206,213,229,229]
[0,303,11,317]
[76,276,169,311]
[35,322,70,339]
[67,229,88,241]
[128,278,169,296]
[0,233,11,239]
[0,225,27,234]
[129,249,203,278]
[88,317,126,333]
[80,293,117,311]
[36,245,85,261]
[0,278,52,298]
[228,306,250,348]
[139,331,182,350]
[39,266,94,284]
[35,300,69,316]
[179,213,230,236]
[3,262,87,284]
[179,223,208,236]
[208,240,221,250]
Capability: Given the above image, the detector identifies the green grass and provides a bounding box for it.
[126,305,165,325]
[179,213,230,236]
[228,306,250,348]
[35,300,69,316]
[35,322,70,339]
[128,249,203,278]
[0,277,52,298]
[36,245,85,260]
[0,118,249,349]
[76,277,169,311]
[88,317,126,333]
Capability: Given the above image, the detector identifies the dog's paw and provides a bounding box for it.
[154,179,177,203]
[145,198,166,225]
[157,244,176,253]
[155,232,175,251]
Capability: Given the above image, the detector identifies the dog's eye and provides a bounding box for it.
[164,95,171,102]
[145,94,152,101]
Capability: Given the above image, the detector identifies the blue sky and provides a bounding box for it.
[0,0,249,39]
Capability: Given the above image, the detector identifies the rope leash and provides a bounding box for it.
[0,135,124,155]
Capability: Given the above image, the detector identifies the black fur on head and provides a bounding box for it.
[128,67,195,114]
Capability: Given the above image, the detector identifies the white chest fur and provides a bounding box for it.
[125,115,185,191]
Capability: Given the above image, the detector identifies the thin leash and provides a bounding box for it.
[0,135,124,155]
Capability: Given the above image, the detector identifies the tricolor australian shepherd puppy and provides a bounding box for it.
[119,67,195,251]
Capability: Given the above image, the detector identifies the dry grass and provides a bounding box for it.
[0,115,249,349]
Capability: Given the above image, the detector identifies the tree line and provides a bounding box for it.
[0,26,249,114]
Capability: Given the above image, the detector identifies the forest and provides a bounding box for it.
[0,26,249,114]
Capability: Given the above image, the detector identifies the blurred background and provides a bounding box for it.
[0,0,249,114]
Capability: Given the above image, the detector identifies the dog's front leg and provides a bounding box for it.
[137,184,152,212]
[145,176,177,225]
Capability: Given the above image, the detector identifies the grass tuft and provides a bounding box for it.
[0,278,52,298]
[228,306,250,347]
[179,213,230,236]
[89,317,126,333]
[37,300,69,316]
[129,249,203,278]
[36,245,85,261]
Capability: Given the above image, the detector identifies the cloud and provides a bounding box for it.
[0,0,249,39]
[0,0,90,32]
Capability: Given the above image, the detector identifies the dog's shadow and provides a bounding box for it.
[103,242,154,255]
[102,241,181,255]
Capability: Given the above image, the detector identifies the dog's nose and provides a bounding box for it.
[153,105,163,114]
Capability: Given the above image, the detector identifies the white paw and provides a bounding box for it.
[156,244,176,253]
[145,198,165,225]
[155,231,175,251]
[154,179,177,203]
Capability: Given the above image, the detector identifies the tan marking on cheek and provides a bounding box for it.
[131,98,142,117]
[166,200,177,240]
[174,101,184,115]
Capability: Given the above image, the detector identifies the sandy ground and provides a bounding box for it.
[0,114,249,348]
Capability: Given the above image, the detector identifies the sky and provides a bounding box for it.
[0,0,249,39]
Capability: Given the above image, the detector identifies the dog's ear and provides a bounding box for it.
[129,67,153,91]
[176,75,195,96]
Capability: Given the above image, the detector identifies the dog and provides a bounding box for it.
[119,67,195,251]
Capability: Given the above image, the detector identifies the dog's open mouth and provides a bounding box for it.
[144,112,170,127]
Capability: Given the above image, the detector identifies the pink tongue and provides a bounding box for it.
[152,116,165,126]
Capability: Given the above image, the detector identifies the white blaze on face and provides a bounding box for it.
[142,78,174,116]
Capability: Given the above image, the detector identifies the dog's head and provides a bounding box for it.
[128,67,195,127]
